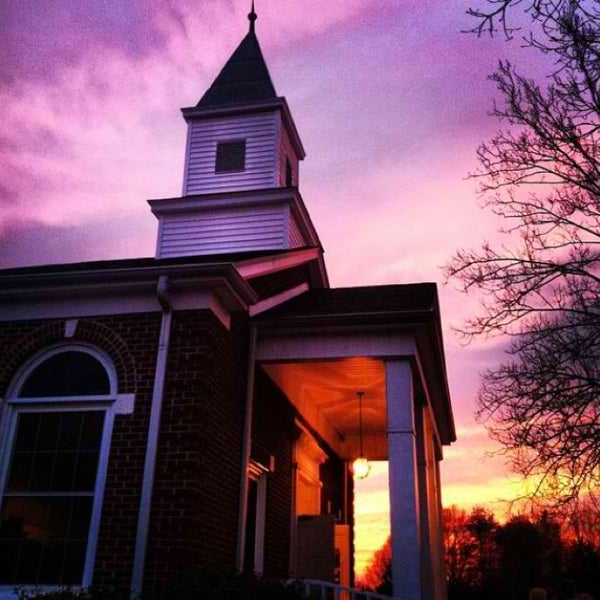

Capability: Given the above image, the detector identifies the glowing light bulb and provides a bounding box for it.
[352,456,371,479]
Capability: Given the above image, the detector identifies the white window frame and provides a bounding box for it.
[0,343,134,599]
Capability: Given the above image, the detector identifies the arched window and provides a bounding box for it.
[19,351,111,397]
[0,345,121,588]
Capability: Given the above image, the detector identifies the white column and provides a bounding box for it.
[434,457,448,600]
[386,360,421,600]
[416,406,434,600]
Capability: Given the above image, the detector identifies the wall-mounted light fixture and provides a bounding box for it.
[352,391,371,479]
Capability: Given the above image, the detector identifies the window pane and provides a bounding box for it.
[6,452,33,492]
[74,452,100,490]
[52,452,77,491]
[14,413,40,450]
[70,499,93,538]
[38,541,65,584]
[1,410,105,585]
[15,534,43,582]
[36,412,61,450]
[58,412,84,450]
[80,412,104,450]
[62,540,87,583]
[7,412,104,493]
[0,540,19,581]
[29,452,54,490]
[0,497,93,585]
[20,351,110,397]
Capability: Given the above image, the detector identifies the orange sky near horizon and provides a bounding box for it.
[353,453,528,577]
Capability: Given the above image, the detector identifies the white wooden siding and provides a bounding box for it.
[289,216,304,248]
[157,206,286,257]
[278,116,299,187]
[184,113,277,195]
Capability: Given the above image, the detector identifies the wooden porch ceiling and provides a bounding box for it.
[261,357,389,460]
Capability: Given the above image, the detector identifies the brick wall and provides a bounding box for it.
[90,314,162,589]
[143,311,249,590]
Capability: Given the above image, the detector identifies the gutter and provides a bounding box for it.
[0,262,257,309]
[235,325,258,572]
[131,275,172,594]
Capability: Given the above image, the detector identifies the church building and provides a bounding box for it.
[0,8,455,600]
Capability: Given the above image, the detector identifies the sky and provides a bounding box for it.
[0,0,549,576]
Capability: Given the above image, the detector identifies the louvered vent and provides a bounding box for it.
[215,139,246,173]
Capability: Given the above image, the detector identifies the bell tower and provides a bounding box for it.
[150,6,319,259]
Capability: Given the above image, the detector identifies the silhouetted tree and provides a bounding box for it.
[497,516,549,598]
[447,0,600,502]
[359,536,392,596]
[444,506,478,594]
[362,506,598,600]
[466,507,499,587]
[466,0,588,38]
[555,493,600,597]
[560,492,600,547]
[443,506,501,598]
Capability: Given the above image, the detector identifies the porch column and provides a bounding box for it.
[434,458,448,600]
[415,406,434,600]
[386,360,421,600]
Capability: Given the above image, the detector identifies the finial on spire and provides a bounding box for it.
[248,0,257,32]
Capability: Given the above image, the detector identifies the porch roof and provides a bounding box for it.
[252,284,455,451]
[253,283,437,319]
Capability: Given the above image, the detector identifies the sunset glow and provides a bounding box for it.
[1,0,543,575]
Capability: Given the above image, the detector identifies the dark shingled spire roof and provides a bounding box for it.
[196,10,277,108]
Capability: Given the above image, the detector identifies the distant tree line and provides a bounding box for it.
[359,501,600,600]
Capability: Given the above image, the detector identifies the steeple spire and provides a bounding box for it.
[195,0,276,107]
[248,0,257,32]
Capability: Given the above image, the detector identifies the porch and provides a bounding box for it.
[242,284,455,600]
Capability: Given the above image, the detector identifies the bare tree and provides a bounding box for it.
[443,506,480,590]
[466,0,593,40]
[553,491,600,545]
[446,1,600,501]
[443,506,500,594]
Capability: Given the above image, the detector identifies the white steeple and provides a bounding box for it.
[149,10,319,259]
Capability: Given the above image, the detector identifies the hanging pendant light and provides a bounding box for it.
[352,391,371,479]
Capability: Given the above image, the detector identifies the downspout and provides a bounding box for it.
[131,275,172,594]
[235,325,258,572]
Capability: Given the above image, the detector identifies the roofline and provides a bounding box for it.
[149,186,307,213]
[0,260,259,307]
[148,186,324,256]
[235,247,329,290]
[252,307,435,331]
